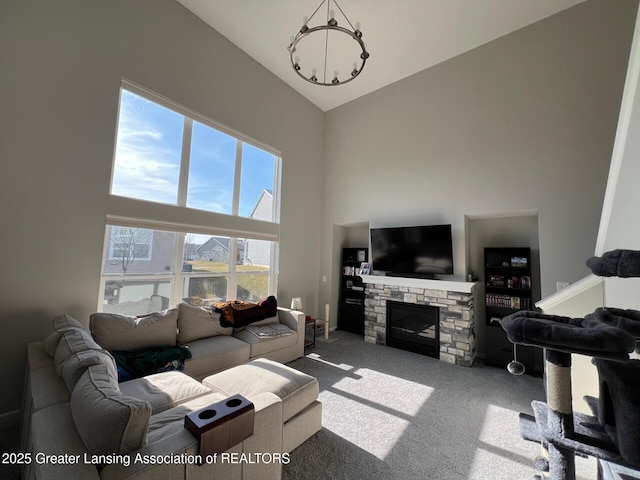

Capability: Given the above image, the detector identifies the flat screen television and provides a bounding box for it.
[370,224,454,278]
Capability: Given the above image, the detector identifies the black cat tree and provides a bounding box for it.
[501,249,640,480]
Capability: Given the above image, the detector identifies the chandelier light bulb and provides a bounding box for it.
[328,9,337,26]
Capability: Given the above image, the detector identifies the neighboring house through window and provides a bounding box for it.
[99,81,281,316]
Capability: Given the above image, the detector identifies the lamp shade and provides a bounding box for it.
[291,297,303,310]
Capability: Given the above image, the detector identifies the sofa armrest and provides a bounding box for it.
[31,403,101,480]
[277,307,305,359]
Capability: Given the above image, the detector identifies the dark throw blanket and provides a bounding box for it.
[111,345,192,382]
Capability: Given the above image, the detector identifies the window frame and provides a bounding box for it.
[99,80,282,312]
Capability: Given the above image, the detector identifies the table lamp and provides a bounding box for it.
[290,297,302,311]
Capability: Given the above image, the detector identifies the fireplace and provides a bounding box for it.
[363,275,476,366]
[386,301,439,359]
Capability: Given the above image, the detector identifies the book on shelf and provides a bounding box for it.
[485,293,529,311]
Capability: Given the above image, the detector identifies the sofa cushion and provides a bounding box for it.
[145,391,229,442]
[71,364,151,454]
[214,295,278,328]
[43,314,87,357]
[119,371,212,414]
[90,308,178,352]
[233,325,297,358]
[182,336,250,380]
[54,328,103,368]
[177,303,232,344]
[53,329,118,393]
[58,348,117,392]
[203,358,319,422]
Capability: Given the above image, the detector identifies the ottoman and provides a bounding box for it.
[203,358,322,452]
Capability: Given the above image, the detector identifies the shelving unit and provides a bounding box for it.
[304,316,316,348]
[483,247,542,375]
[337,247,367,335]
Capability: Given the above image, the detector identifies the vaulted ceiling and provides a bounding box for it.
[176,0,587,112]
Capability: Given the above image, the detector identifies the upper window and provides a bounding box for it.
[111,85,279,222]
[100,82,281,315]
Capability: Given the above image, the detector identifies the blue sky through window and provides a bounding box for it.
[111,89,277,220]
[240,143,275,218]
[112,90,183,204]
[188,121,235,214]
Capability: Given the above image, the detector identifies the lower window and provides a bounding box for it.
[99,225,276,315]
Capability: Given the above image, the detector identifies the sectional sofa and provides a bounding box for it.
[21,303,322,480]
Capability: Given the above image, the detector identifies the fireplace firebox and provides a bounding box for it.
[386,301,439,359]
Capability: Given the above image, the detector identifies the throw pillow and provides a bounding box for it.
[214,296,278,328]
[177,303,232,344]
[58,348,117,393]
[71,364,151,454]
[89,308,178,352]
[43,314,87,357]
[54,328,103,370]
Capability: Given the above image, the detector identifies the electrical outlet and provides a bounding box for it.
[556,281,570,291]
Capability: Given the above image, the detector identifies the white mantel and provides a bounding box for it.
[361,275,476,294]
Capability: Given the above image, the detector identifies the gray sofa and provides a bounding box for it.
[89,302,307,381]
[21,304,322,480]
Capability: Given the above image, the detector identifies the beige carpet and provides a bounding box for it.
[284,330,597,480]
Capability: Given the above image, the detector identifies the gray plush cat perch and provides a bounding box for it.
[500,249,640,480]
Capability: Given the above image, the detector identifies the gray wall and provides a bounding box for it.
[319,0,637,327]
[0,0,324,415]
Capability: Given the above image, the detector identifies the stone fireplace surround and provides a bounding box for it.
[362,275,476,366]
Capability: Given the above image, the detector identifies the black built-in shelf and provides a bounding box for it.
[338,247,367,335]
[484,247,542,375]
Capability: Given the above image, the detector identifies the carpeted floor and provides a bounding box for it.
[283,330,596,480]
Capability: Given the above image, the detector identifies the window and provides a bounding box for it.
[111,85,279,222]
[100,81,281,315]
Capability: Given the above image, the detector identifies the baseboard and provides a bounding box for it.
[0,410,20,430]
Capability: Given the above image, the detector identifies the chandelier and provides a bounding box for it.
[287,0,370,86]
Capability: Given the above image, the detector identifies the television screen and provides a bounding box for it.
[370,224,453,278]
